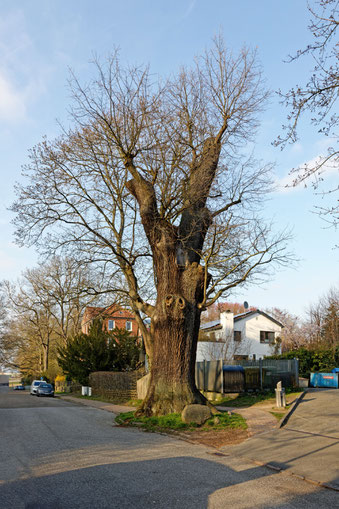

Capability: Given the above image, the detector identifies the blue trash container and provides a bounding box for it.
[310,372,338,388]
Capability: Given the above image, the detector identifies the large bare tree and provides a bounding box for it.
[12,40,292,415]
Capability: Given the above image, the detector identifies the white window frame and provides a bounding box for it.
[126,321,132,331]
[108,319,115,331]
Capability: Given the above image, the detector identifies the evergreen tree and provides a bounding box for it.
[109,327,141,371]
[58,319,111,385]
[58,318,140,385]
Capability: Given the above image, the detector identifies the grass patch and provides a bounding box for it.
[115,410,247,433]
[126,399,143,407]
[270,411,286,421]
[214,388,303,408]
[214,391,275,407]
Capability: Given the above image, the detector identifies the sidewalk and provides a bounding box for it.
[59,395,135,415]
[217,405,278,436]
[223,389,339,491]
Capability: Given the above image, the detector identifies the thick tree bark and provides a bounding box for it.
[137,261,208,415]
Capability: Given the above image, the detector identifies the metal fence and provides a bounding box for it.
[196,360,223,393]
[195,358,299,393]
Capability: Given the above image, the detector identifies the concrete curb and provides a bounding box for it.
[251,458,339,493]
[278,389,308,428]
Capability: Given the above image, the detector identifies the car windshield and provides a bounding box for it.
[33,381,42,386]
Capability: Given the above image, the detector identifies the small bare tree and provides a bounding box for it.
[306,286,339,348]
[275,0,339,227]
[266,307,307,351]
[0,285,11,369]
[2,257,100,375]
[12,40,292,415]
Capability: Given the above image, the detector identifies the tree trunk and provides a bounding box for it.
[137,252,208,416]
[43,342,49,372]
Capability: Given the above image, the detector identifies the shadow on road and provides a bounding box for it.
[1,453,337,509]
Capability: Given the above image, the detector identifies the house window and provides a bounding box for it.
[108,320,115,331]
[234,330,241,342]
[260,331,275,344]
[126,321,132,331]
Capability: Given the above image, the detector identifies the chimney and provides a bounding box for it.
[220,310,234,341]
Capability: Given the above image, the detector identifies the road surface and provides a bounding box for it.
[0,391,337,508]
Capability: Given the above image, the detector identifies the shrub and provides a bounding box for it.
[267,346,339,377]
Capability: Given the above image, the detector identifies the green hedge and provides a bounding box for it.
[267,347,339,378]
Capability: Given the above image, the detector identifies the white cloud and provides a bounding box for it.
[0,73,26,122]
[274,173,301,193]
[0,8,53,126]
[275,151,339,194]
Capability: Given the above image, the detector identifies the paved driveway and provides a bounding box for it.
[225,389,339,490]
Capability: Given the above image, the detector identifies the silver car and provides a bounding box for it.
[30,380,44,395]
[36,383,54,397]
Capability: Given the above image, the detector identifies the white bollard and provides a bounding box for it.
[275,381,286,408]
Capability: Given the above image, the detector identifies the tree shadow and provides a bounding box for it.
[1,454,337,509]
[228,427,339,492]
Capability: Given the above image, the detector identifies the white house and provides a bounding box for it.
[197,309,283,362]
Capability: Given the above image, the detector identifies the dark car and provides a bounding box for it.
[36,383,54,397]
[14,385,25,390]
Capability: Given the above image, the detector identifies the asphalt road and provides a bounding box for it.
[0,391,338,509]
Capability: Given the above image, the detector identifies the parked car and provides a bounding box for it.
[36,383,54,397]
[14,385,25,390]
[30,380,44,395]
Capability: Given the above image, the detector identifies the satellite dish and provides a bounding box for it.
[244,301,249,310]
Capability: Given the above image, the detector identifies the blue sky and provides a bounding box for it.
[0,0,337,318]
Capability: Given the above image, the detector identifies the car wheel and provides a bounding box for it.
[37,393,40,397]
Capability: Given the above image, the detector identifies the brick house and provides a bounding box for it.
[81,304,140,338]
